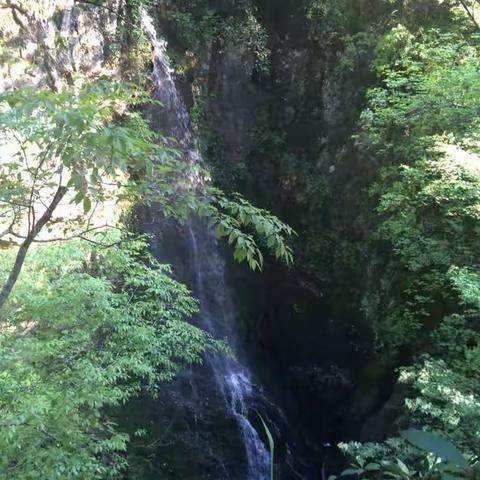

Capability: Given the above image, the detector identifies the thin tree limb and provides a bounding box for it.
[458,0,480,29]
[0,0,30,18]
[9,223,125,244]
[0,1,30,30]
[0,211,18,239]
[0,185,68,310]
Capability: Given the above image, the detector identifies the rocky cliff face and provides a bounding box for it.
[153,0,386,453]
[0,0,124,91]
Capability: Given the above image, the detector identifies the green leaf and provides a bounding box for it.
[83,197,92,213]
[396,459,409,475]
[383,463,405,479]
[215,224,226,238]
[401,429,468,468]
[73,191,84,205]
[257,413,274,480]
[341,468,363,476]
[68,174,84,189]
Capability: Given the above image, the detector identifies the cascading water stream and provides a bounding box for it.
[141,10,270,479]
[187,220,271,479]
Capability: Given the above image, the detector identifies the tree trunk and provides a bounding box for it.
[0,186,67,311]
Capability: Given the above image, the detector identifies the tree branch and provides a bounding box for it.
[0,1,31,30]
[0,210,18,239]
[458,0,480,29]
[9,223,124,245]
[0,185,68,310]
[0,0,30,18]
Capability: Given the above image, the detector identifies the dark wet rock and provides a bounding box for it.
[288,364,354,398]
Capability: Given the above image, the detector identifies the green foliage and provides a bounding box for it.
[399,350,480,455]
[250,126,331,281]
[121,30,154,84]
[356,23,480,355]
[128,0,155,18]
[257,413,275,480]
[0,237,220,479]
[340,428,480,480]
[345,7,480,473]
[200,191,296,271]
[340,457,382,477]
[170,8,270,73]
[337,32,377,75]
[0,81,170,220]
[189,87,234,186]
[340,430,480,480]
[306,0,351,44]
[170,11,224,45]
[339,437,422,470]
[359,29,480,157]
[335,450,425,480]
[395,429,480,480]
[0,80,196,309]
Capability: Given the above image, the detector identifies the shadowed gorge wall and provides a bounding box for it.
[138,2,391,470]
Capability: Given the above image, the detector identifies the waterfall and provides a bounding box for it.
[141,10,270,479]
